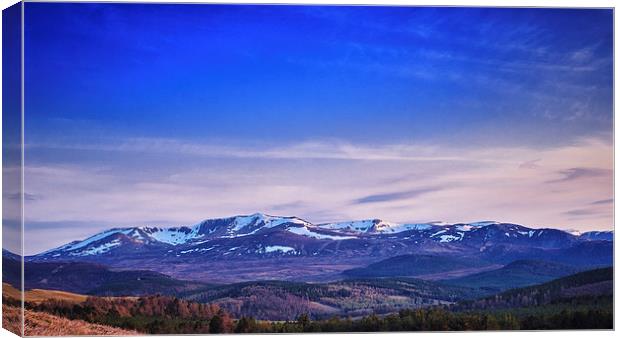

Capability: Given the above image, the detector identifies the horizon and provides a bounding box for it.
[18,4,613,255]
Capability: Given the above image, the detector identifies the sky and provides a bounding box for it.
[20,4,613,254]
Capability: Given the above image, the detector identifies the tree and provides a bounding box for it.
[209,314,223,333]
[297,313,310,330]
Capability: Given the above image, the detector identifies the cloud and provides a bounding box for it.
[563,208,599,216]
[546,167,612,183]
[5,192,40,201]
[519,159,541,169]
[570,46,595,63]
[26,137,514,164]
[591,198,613,205]
[353,187,443,204]
[270,201,306,212]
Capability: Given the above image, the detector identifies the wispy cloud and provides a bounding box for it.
[353,187,443,204]
[546,167,612,184]
[26,138,517,164]
[270,201,306,211]
[519,159,541,170]
[563,208,599,216]
[5,192,40,201]
[591,198,613,205]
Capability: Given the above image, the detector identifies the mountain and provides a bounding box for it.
[316,219,435,234]
[2,250,22,288]
[2,249,21,261]
[28,213,613,283]
[579,231,614,241]
[441,260,582,292]
[342,254,494,279]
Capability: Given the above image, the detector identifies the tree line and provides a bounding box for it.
[21,295,612,333]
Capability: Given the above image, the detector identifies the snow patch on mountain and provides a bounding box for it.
[455,225,473,231]
[233,213,308,230]
[438,235,461,243]
[58,229,132,252]
[141,226,201,245]
[468,221,500,227]
[264,245,296,253]
[317,219,433,234]
[430,230,447,237]
[287,226,357,240]
[68,239,122,256]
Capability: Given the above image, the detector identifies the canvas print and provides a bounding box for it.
[2,2,614,335]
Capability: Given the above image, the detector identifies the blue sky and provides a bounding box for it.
[21,4,613,254]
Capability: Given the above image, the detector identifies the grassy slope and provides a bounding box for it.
[2,305,139,336]
[3,282,89,303]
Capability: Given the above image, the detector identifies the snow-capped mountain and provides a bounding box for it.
[317,219,433,234]
[39,213,314,257]
[32,213,612,262]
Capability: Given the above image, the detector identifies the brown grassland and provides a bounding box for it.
[2,283,139,336]
[3,304,139,336]
[3,283,88,304]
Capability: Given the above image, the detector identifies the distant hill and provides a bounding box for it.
[454,267,613,311]
[441,260,581,292]
[3,253,207,296]
[342,254,491,278]
[180,277,481,320]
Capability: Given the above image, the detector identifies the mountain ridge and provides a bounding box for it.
[32,212,613,258]
[27,213,613,283]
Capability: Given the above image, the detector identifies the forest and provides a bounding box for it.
[3,267,613,333]
[17,297,613,333]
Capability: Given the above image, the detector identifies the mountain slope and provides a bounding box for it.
[441,260,582,292]
[454,267,613,311]
[342,254,492,278]
[578,231,613,241]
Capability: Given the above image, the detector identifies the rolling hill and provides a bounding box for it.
[179,277,482,320]
[342,254,494,278]
[3,253,208,296]
[454,267,613,311]
[440,260,582,292]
